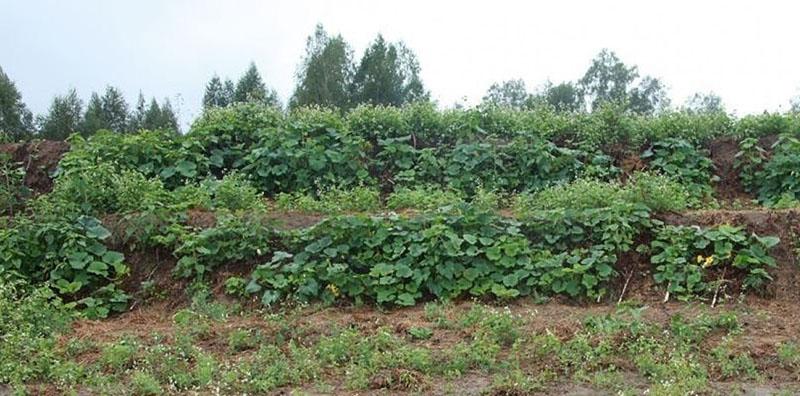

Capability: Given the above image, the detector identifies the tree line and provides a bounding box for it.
[2,23,800,142]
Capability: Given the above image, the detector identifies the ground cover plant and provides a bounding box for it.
[2,103,800,394]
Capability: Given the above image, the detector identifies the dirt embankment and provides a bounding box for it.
[708,136,749,203]
[0,140,69,194]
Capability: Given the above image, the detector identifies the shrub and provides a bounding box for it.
[650,224,779,299]
[188,103,283,173]
[242,114,370,195]
[275,186,380,214]
[0,153,29,215]
[0,277,72,385]
[249,204,543,306]
[59,130,208,189]
[386,186,464,211]
[737,135,800,206]
[641,138,716,205]
[512,172,688,213]
[171,212,275,279]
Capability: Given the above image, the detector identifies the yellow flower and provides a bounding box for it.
[702,256,715,268]
[326,284,340,297]
[696,255,704,264]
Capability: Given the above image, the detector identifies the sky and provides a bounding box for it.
[2,0,799,128]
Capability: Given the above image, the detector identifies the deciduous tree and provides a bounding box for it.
[0,66,34,140]
[37,89,83,140]
[291,24,354,109]
[350,35,429,106]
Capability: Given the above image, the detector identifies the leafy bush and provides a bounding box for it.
[248,205,545,306]
[517,202,653,299]
[513,172,689,213]
[0,277,72,385]
[624,172,691,212]
[46,163,172,216]
[514,178,628,211]
[189,103,283,173]
[242,109,371,195]
[444,135,582,195]
[247,202,651,305]
[641,138,716,205]
[0,153,29,215]
[0,213,128,307]
[274,186,380,214]
[386,186,464,211]
[650,224,779,299]
[737,135,800,206]
[170,212,275,279]
[197,173,265,211]
[59,130,208,189]
[346,104,408,143]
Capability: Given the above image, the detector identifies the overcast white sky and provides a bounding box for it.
[2,0,799,127]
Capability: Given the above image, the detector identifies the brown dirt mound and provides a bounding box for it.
[0,140,69,194]
[708,136,751,203]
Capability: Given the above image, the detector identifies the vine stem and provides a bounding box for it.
[711,267,727,308]
[618,270,633,304]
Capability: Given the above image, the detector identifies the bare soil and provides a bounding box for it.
[0,140,69,194]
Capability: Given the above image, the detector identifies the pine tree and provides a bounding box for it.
[234,63,280,106]
[100,86,129,132]
[203,75,229,109]
[0,66,34,140]
[143,98,162,130]
[82,92,106,135]
[130,92,147,130]
[223,79,235,105]
[291,24,354,109]
[159,98,179,132]
[37,89,83,140]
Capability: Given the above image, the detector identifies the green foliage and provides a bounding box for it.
[189,103,284,173]
[514,172,689,213]
[291,24,354,110]
[624,171,691,212]
[275,185,379,214]
[37,88,84,140]
[350,35,428,106]
[444,135,582,195]
[650,224,779,299]
[517,202,653,299]
[734,112,800,139]
[130,371,162,395]
[0,65,34,140]
[171,212,275,279]
[0,213,129,301]
[737,135,800,206]
[641,138,716,205]
[0,153,29,215]
[386,186,464,211]
[249,205,545,306]
[0,278,72,385]
[59,130,208,189]
[248,201,652,305]
[243,107,370,194]
[197,173,265,211]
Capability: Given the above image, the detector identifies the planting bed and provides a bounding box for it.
[2,105,800,394]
